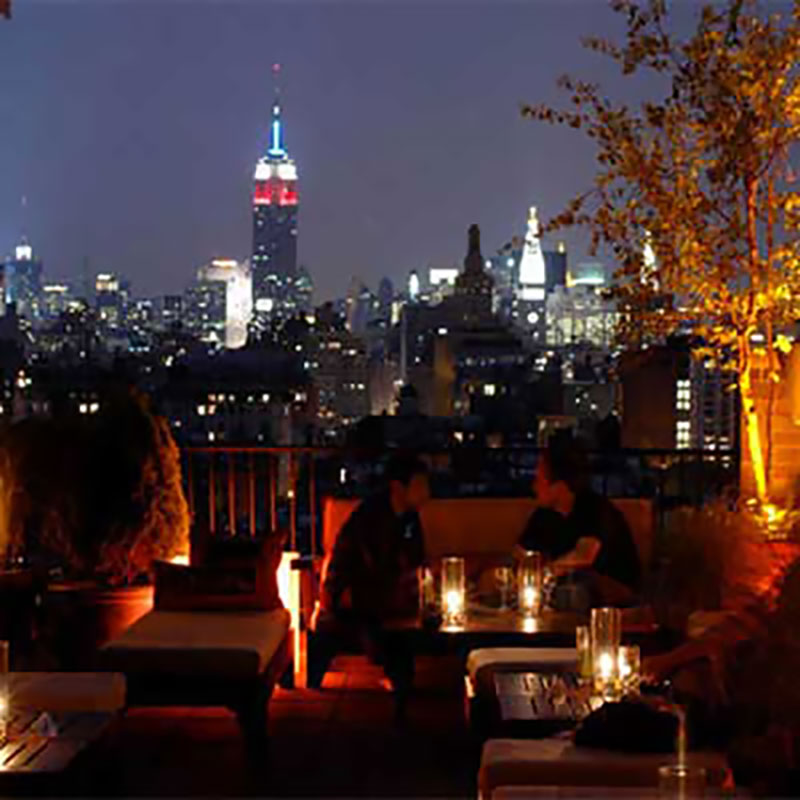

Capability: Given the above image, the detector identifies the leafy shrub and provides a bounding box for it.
[0,387,189,585]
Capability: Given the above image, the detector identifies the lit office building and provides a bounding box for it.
[546,285,617,348]
[189,259,253,350]
[3,238,43,322]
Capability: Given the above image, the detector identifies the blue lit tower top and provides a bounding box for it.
[253,63,297,206]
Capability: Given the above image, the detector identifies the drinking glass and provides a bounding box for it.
[658,765,706,798]
[441,556,466,627]
[618,645,641,695]
[517,551,543,617]
[576,625,592,683]
[495,566,513,610]
[591,607,621,699]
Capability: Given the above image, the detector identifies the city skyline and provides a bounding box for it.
[0,1,704,301]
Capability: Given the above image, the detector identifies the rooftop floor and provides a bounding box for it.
[101,655,478,797]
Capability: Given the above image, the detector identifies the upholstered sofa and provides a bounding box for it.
[478,738,729,799]
[102,607,291,746]
[307,496,654,686]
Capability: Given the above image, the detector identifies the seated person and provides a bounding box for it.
[518,438,641,609]
[322,453,430,715]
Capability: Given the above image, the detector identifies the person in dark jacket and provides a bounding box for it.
[323,453,430,719]
[519,437,641,610]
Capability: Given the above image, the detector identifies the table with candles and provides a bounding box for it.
[386,555,660,655]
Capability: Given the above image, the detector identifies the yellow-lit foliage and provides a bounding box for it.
[524,0,800,502]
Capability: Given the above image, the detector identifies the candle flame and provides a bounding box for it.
[598,652,614,679]
[445,589,463,614]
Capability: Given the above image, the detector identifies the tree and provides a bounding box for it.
[524,0,800,505]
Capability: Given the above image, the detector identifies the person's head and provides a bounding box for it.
[534,436,588,511]
[385,452,431,513]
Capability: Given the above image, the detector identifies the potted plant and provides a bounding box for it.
[0,386,190,668]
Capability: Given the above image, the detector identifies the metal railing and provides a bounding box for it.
[182,445,740,557]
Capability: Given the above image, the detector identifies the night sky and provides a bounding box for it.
[1,0,702,301]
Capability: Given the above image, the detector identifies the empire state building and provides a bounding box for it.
[252,71,301,323]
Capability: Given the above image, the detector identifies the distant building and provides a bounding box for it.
[95,273,123,328]
[619,340,737,455]
[184,275,227,350]
[251,78,300,326]
[345,277,374,335]
[515,207,547,343]
[546,285,616,348]
[453,224,494,325]
[40,283,72,322]
[428,266,459,305]
[187,259,252,350]
[160,295,184,329]
[315,325,371,439]
[3,238,43,322]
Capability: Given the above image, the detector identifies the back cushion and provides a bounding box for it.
[613,499,654,572]
[420,499,537,558]
[322,496,654,572]
[156,535,284,612]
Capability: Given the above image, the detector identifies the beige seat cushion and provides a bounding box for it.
[493,787,663,799]
[479,738,729,799]
[467,648,578,684]
[8,672,126,712]
[102,608,290,680]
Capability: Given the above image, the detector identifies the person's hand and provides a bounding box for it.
[641,653,677,685]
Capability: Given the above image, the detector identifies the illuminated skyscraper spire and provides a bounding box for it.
[251,63,302,325]
[268,63,286,158]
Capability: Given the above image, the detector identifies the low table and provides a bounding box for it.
[386,608,586,655]
[0,708,117,794]
[494,672,600,736]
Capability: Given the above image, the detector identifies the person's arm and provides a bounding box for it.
[549,536,601,574]
[323,517,363,611]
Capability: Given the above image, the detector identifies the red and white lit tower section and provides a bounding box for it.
[252,64,299,323]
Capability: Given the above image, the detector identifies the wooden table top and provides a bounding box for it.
[0,708,114,775]
[494,671,602,724]
[388,607,586,634]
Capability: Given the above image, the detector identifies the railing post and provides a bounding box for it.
[209,453,216,536]
[227,451,236,537]
[289,451,297,552]
[186,451,195,520]
[269,454,277,534]
[248,452,256,537]
[309,452,316,558]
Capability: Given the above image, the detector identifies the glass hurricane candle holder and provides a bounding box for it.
[517,551,543,617]
[617,645,641,695]
[494,566,513,610]
[576,625,592,683]
[441,556,466,627]
[591,607,621,700]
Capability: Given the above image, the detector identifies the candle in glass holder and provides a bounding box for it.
[441,556,466,627]
[576,625,592,682]
[617,645,641,695]
[517,551,543,617]
[591,607,621,699]
[0,689,7,743]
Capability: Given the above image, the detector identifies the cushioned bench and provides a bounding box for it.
[308,497,653,686]
[478,738,729,800]
[8,672,127,713]
[102,607,291,747]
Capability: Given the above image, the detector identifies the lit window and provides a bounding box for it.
[484,384,496,397]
